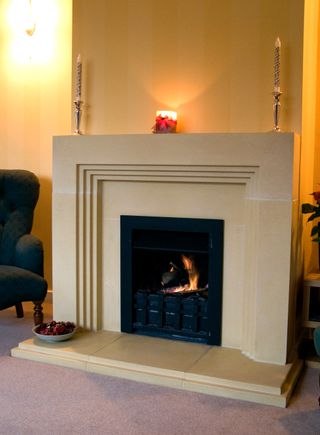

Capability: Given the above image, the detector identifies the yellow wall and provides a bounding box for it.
[0,0,312,290]
[73,0,304,135]
[301,0,320,272]
[0,0,72,287]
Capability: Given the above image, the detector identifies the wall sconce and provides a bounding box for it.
[24,0,36,36]
[152,110,177,133]
[7,0,58,65]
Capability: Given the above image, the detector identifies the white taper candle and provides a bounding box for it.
[274,37,281,93]
[76,54,82,102]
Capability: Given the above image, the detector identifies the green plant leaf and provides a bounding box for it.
[311,226,320,236]
[302,203,317,213]
[307,211,320,221]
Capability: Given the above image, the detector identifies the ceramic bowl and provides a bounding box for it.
[32,325,76,342]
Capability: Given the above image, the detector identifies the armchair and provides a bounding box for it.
[314,327,320,407]
[315,327,320,356]
[0,169,47,324]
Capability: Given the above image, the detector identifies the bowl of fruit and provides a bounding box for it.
[32,321,77,342]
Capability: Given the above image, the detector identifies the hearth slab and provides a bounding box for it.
[11,329,303,408]
[186,347,292,395]
[89,333,210,372]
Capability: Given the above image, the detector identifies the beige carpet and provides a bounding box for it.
[0,301,319,435]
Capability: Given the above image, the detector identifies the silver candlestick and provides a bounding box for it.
[73,100,83,135]
[272,91,281,132]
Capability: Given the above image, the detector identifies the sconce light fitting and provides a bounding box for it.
[25,0,36,36]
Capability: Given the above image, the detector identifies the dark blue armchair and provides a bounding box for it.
[314,327,320,406]
[0,170,47,324]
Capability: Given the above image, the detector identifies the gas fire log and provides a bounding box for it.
[161,262,188,287]
[160,287,208,295]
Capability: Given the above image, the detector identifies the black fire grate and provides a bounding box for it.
[133,289,208,341]
[121,215,224,345]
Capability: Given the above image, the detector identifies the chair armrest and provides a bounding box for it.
[14,234,44,276]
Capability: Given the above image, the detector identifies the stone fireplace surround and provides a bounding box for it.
[50,132,301,366]
[11,132,304,407]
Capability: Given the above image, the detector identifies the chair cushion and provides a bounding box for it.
[0,265,47,310]
[0,170,39,265]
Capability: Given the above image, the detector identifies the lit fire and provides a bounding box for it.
[161,255,200,294]
[181,255,199,290]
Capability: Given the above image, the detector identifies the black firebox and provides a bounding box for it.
[120,216,224,345]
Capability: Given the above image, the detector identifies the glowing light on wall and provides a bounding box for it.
[24,0,36,36]
[7,0,58,64]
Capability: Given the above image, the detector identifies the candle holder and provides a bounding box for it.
[73,100,83,135]
[152,111,177,134]
[272,90,282,132]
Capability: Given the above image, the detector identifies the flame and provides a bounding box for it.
[160,255,200,294]
[181,255,199,290]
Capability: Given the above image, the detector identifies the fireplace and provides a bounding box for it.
[120,216,224,344]
[52,132,301,365]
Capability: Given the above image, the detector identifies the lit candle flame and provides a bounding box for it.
[156,110,177,121]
